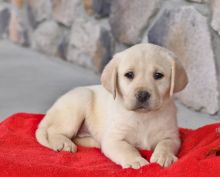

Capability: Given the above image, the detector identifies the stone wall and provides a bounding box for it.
[0,0,219,116]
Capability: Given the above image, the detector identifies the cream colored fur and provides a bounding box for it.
[36,43,188,169]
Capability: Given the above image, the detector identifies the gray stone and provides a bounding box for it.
[82,0,94,15]
[52,0,81,27]
[114,42,128,54]
[148,6,219,114]
[92,0,111,18]
[27,0,51,28]
[211,31,220,117]
[67,18,113,72]
[109,0,159,45]
[0,4,10,38]
[95,28,114,72]
[82,0,110,18]
[31,21,63,56]
[57,29,70,60]
[211,0,220,35]
[186,0,207,3]
[8,4,30,46]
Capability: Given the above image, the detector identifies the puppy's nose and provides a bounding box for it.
[136,91,151,103]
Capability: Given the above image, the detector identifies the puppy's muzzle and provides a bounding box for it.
[135,91,151,104]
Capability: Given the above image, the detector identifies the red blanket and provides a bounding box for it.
[0,113,219,177]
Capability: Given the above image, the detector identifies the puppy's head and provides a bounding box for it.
[101,43,188,112]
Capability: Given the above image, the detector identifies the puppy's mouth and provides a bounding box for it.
[131,103,162,113]
[132,105,151,112]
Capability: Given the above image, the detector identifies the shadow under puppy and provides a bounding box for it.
[36,43,188,169]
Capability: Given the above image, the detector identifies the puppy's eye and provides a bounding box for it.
[124,72,134,80]
[153,72,164,80]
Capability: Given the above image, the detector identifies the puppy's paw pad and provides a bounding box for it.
[49,137,77,152]
[52,142,64,152]
[122,157,149,169]
[62,141,77,152]
[150,152,177,167]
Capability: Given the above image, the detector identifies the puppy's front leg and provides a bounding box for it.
[150,138,180,167]
[102,139,148,169]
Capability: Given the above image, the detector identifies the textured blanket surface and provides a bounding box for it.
[0,113,219,177]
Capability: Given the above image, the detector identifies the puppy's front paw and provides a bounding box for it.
[122,156,149,169]
[150,151,177,167]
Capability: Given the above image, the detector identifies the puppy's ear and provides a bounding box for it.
[169,56,188,96]
[101,56,118,99]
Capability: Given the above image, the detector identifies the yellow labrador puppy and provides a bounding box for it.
[36,43,188,169]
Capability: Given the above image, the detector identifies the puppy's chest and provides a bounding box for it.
[124,119,165,150]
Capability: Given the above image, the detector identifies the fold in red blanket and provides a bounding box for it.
[0,113,219,177]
